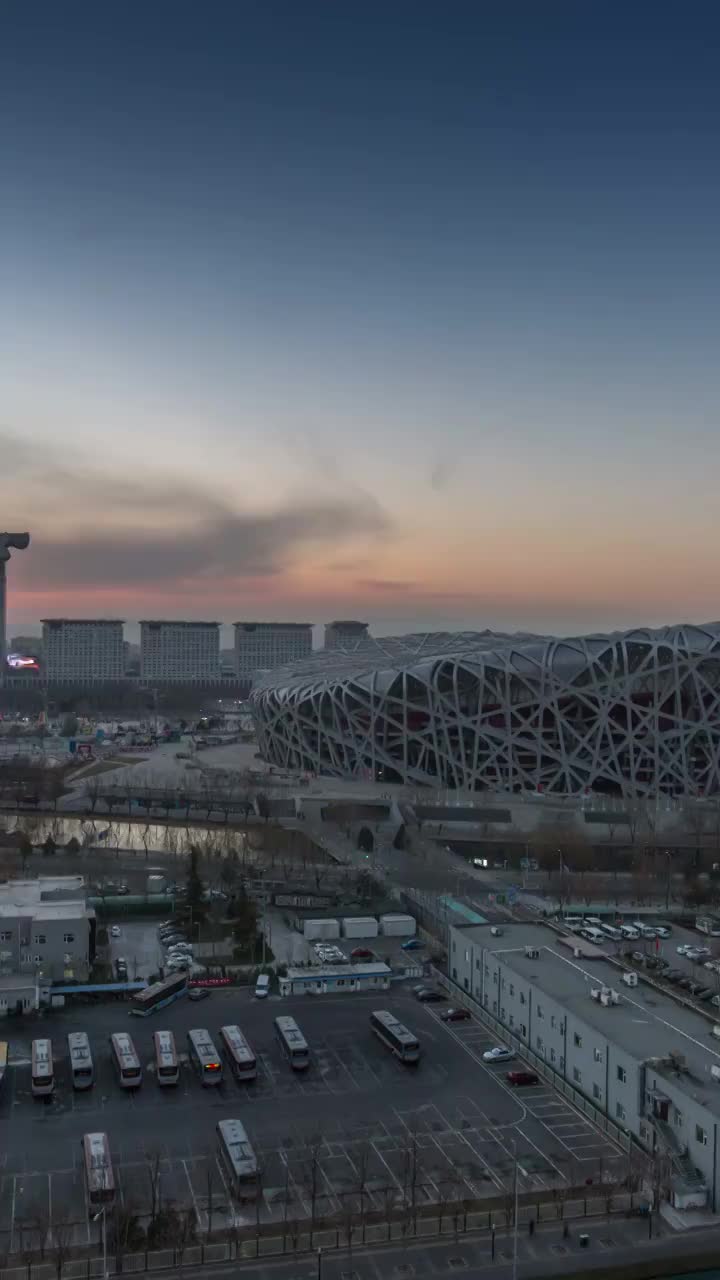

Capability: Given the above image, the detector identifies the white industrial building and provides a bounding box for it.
[42,619,125,682]
[234,622,312,678]
[0,877,95,992]
[448,921,720,1211]
[140,620,220,682]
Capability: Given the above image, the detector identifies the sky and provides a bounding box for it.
[2,0,720,643]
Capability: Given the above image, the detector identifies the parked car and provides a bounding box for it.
[652,924,672,938]
[697,988,715,1002]
[166,957,190,971]
[677,944,694,955]
[351,947,373,960]
[664,970,683,982]
[110,925,121,938]
[677,976,693,988]
[483,1046,514,1063]
[414,987,444,1003]
[188,987,209,1001]
[401,938,424,951]
[507,1070,539,1086]
[440,1008,471,1022]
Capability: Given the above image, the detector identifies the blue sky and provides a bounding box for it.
[2,0,720,639]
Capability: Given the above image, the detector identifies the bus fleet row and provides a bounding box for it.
[31,1008,421,1097]
[82,1117,259,1213]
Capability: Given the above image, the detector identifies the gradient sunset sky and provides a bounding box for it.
[3,0,720,641]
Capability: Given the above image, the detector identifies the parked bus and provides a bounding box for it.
[216,1118,258,1199]
[370,1010,420,1064]
[81,1132,115,1211]
[274,1016,309,1070]
[130,973,188,1017]
[187,1029,222,1086]
[109,1032,142,1088]
[68,1032,94,1090]
[153,1030,179,1086]
[31,1038,54,1097]
[220,1025,257,1083]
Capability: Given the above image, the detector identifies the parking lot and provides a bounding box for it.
[0,989,627,1253]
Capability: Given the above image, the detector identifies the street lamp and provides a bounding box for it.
[92,1207,108,1280]
[511,1139,520,1280]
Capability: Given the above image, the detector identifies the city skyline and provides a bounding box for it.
[4,1,720,637]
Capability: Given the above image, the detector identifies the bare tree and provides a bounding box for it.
[48,1215,75,1280]
[85,774,102,814]
[146,1149,163,1229]
[307,1133,324,1236]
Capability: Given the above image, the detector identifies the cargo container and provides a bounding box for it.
[379,913,416,937]
[342,917,379,939]
[302,918,341,941]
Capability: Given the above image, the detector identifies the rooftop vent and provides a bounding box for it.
[490,927,504,937]
[525,947,540,959]
[622,971,639,987]
[711,1065,720,1084]
[668,1050,687,1073]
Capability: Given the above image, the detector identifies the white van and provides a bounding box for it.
[255,974,270,999]
[631,921,657,939]
[561,916,584,933]
[620,924,640,940]
[581,927,606,944]
[600,924,622,941]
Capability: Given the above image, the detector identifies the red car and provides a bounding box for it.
[351,947,373,959]
[507,1070,539,1087]
[440,1008,471,1022]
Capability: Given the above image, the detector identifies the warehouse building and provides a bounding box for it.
[449,921,720,1210]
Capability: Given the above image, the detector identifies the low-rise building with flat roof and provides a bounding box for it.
[449,921,720,1210]
[0,877,94,984]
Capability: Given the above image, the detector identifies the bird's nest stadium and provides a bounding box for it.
[250,623,720,796]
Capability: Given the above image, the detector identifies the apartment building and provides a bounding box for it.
[140,620,220,682]
[233,622,312,677]
[323,620,369,650]
[42,619,125,682]
[449,921,720,1211]
[0,877,95,991]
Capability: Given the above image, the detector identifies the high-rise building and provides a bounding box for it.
[234,622,312,677]
[323,620,369,650]
[41,619,125,682]
[140,620,220,682]
[0,533,30,668]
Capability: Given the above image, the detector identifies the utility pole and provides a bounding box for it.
[512,1140,519,1280]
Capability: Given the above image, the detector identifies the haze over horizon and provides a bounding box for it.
[3,1,720,640]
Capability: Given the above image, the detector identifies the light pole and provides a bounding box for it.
[92,1207,107,1280]
[512,1139,519,1280]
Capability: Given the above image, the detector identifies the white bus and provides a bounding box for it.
[187,1029,222,1086]
[370,1010,420,1064]
[68,1032,94,1090]
[220,1025,257,1083]
[274,1016,309,1070]
[153,1030,179,1086]
[81,1132,115,1211]
[109,1032,142,1088]
[216,1118,258,1200]
[31,1038,54,1097]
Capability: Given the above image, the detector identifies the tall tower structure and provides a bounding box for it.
[0,533,30,670]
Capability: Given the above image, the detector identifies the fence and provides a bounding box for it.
[0,1190,647,1280]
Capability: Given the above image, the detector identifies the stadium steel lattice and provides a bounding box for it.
[250,623,720,796]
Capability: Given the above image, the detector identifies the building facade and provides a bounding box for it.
[449,922,720,1209]
[140,620,220,682]
[233,622,312,678]
[252,622,720,796]
[323,620,369,650]
[0,877,95,986]
[42,619,125,682]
